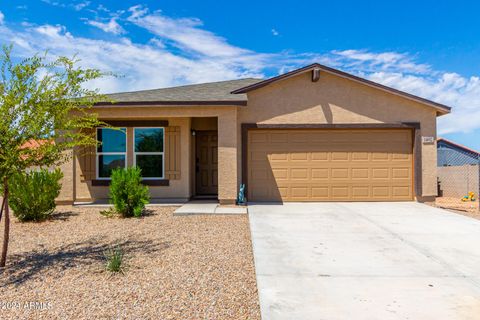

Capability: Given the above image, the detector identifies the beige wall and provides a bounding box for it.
[56,150,75,204]
[238,71,439,197]
[60,108,238,204]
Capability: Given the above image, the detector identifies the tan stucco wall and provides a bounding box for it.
[56,150,75,204]
[60,108,238,203]
[237,71,439,197]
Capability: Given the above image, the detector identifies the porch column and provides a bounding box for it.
[217,110,238,204]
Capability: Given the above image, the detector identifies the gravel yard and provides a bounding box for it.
[435,196,480,220]
[0,206,260,319]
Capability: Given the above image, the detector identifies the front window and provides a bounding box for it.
[97,128,127,178]
[134,128,164,178]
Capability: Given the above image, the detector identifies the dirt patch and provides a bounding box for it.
[435,197,480,220]
[0,206,260,319]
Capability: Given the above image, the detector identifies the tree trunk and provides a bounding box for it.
[0,195,6,223]
[0,177,9,268]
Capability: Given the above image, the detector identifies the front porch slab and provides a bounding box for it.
[174,201,247,215]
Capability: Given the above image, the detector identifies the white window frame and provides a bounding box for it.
[96,127,127,180]
[133,127,165,179]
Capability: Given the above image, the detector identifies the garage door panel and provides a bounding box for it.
[251,150,267,161]
[372,186,390,198]
[331,168,349,179]
[290,152,309,161]
[270,132,289,143]
[392,168,411,179]
[291,168,309,180]
[331,187,349,198]
[352,186,370,198]
[311,152,329,161]
[312,168,329,179]
[393,186,411,197]
[351,168,369,179]
[311,187,329,198]
[248,129,413,202]
[272,168,288,180]
[351,152,369,161]
[372,168,390,179]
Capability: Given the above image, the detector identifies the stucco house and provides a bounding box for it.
[57,64,451,204]
[437,138,479,166]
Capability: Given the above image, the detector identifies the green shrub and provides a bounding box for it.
[104,245,126,273]
[9,168,63,222]
[109,167,149,217]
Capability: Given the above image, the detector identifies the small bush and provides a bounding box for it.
[109,167,149,218]
[9,168,63,222]
[99,207,116,218]
[104,245,126,273]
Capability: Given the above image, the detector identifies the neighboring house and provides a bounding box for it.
[21,139,54,165]
[57,64,451,204]
[437,138,479,198]
[437,138,480,166]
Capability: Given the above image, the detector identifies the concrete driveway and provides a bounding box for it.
[248,202,480,320]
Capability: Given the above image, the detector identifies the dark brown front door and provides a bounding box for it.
[196,131,218,195]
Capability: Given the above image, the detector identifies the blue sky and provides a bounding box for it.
[1,0,480,150]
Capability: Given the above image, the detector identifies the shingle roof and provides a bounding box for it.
[99,78,262,106]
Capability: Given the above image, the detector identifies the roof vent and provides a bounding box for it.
[312,68,321,82]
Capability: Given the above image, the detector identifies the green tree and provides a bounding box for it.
[0,45,108,267]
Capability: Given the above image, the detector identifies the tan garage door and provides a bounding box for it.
[248,129,413,201]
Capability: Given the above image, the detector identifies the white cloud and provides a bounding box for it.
[86,18,125,35]
[271,29,279,36]
[0,21,270,94]
[0,5,478,135]
[326,51,480,135]
[331,49,431,74]
[41,0,90,11]
[0,11,4,25]
[73,1,90,11]
[127,5,252,58]
[96,4,110,13]
[40,0,64,7]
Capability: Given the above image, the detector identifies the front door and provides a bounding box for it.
[196,131,218,195]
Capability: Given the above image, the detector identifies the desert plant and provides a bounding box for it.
[0,44,108,267]
[109,167,149,218]
[104,245,126,273]
[9,169,63,222]
[99,207,116,218]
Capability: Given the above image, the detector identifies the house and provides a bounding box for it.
[437,138,479,166]
[57,64,451,204]
[436,138,479,198]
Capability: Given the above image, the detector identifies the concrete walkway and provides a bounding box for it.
[174,200,247,215]
[248,202,480,320]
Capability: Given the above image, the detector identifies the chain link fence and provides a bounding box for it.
[436,145,480,213]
